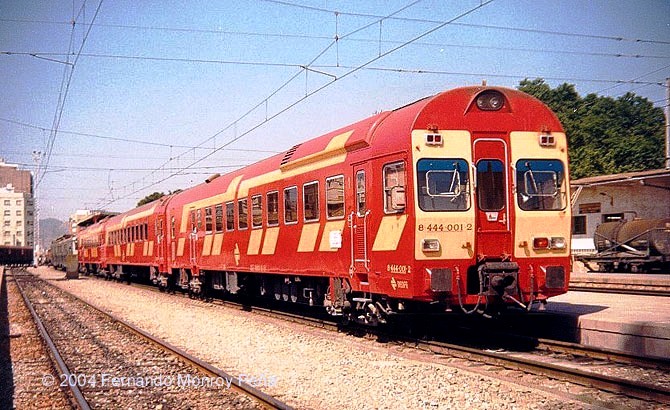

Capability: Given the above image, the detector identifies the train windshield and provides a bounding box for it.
[516,159,565,211]
[417,159,470,211]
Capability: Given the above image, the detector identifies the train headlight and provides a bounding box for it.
[533,236,566,250]
[475,90,505,111]
[422,238,441,252]
[550,237,566,249]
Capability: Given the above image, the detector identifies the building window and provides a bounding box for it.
[267,191,279,226]
[215,204,223,233]
[3,221,8,227]
[303,181,319,222]
[16,210,22,216]
[383,161,406,213]
[3,200,9,206]
[572,215,587,235]
[284,186,298,224]
[326,175,345,219]
[225,202,234,231]
[16,200,21,206]
[3,210,9,216]
[238,199,248,230]
[251,195,263,228]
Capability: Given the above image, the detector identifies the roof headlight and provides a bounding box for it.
[476,90,505,111]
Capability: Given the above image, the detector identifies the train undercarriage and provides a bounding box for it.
[82,261,546,325]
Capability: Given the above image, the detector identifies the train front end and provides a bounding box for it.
[410,87,571,315]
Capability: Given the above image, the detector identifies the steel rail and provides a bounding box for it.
[535,337,670,371]
[81,273,670,405]
[568,284,670,297]
[19,271,294,410]
[411,338,670,405]
[12,269,91,410]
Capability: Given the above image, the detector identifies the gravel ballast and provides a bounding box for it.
[32,267,586,409]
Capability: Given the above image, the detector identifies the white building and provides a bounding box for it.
[570,169,670,254]
[0,184,35,246]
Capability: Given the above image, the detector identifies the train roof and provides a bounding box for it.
[109,85,562,215]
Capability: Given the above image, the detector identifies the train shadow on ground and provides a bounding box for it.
[0,272,15,409]
[340,304,610,353]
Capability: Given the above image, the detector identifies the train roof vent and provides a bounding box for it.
[281,144,302,165]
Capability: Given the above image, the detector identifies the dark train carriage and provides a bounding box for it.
[0,245,34,266]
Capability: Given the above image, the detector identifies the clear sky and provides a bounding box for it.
[1,0,669,221]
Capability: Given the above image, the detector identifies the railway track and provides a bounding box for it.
[569,273,670,297]
[568,284,670,297]
[10,269,293,409]
[29,270,670,407]
[88,274,670,407]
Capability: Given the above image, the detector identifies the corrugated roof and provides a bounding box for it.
[571,168,670,187]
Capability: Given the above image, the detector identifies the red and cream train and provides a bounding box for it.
[78,85,572,323]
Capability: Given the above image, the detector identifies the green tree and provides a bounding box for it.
[137,192,165,207]
[518,78,665,179]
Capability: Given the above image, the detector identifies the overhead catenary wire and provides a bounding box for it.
[94,0,426,209]
[2,14,669,46]
[37,0,105,190]
[0,117,280,153]
[259,0,670,45]
[95,0,496,208]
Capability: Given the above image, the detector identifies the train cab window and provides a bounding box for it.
[356,171,366,216]
[284,186,298,224]
[171,216,176,238]
[215,204,223,233]
[252,195,263,228]
[417,159,470,211]
[383,161,406,213]
[205,207,213,233]
[267,191,279,226]
[515,159,565,211]
[326,175,345,219]
[303,181,319,222]
[225,202,235,231]
[238,199,249,230]
[476,160,505,211]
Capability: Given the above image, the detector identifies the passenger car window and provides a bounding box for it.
[303,181,319,222]
[284,186,298,224]
[326,175,345,219]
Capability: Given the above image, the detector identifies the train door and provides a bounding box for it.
[349,163,372,285]
[156,215,165,266]
[188,210,198,266]
[473,137,513,259]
